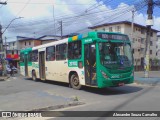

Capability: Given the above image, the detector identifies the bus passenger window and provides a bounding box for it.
[56,44,67,61]
[46,46,55,61]
[68,41,81,60]
[32,50,38,62]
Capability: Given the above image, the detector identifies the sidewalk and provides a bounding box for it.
[0,75,9,81]
[134,71,160,85]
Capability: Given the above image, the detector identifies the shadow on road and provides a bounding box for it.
[24,78,143,96]
[82,85,143,95]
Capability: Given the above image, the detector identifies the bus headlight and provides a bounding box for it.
[100,70,108,79]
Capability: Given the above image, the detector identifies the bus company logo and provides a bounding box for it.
[84,39,92,43]
[69,61,77,67]
[111,74,120,78]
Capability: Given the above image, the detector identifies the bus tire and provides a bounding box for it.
[32,71,37,81]
[70,73,81,90]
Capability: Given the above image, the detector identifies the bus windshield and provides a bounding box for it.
[99,42,132,69]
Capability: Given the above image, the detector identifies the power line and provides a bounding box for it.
[15,0,31,17]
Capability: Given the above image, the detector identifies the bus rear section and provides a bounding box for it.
[20,48,32,77]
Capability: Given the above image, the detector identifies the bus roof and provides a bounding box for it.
[68,31,129,42]
[32,38,68,51]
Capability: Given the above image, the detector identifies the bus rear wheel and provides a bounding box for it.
[32,71,37,81]
[70,73,81,90]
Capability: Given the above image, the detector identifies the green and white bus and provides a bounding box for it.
[20,31,134,89]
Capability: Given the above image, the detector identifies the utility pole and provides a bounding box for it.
[5,37,7,59]
[144,0,153,78]
[0,1,7,76]
[60,21,63,39]
[0,1,7,52]
[0,25,6,76]
[53,5,56,36]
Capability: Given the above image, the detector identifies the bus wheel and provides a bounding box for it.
[32,71,37,81]
[70,74,81,90]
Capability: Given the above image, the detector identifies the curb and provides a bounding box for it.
[0,76,10,81]
[134,78,160,86]
[31,102,85,111]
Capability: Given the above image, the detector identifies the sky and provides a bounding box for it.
[0,0,160,42]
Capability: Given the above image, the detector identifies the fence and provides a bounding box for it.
[134,65,160,71]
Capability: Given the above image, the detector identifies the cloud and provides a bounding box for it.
[0,0,160,42]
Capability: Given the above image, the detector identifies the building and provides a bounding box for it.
[17,36,42,50]
[5,35,60,67]
[89,21,159,69]
[5,41,19,67]
[156,35,160,59]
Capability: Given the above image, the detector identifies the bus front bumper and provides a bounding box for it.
[98,76,134,88]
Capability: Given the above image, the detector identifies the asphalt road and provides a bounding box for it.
[0,73,160,120]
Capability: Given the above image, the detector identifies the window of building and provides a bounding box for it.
[116,26,121,32]
[156,52,157,56]
[132,38,135,43]
[25,42,26,46]
[141,29,145,34]
[31,50,38,62]
[140,48,144,53]
[150,50,152,54]
[133,49,134,54]
[29,41,31,45]
[46,46,55,61]
[68,41,82,60]
[12,50,14,54]
[7,50,12,54]
[141,38,145,44]
[56,43,67,60]
[138,49,140,52]
[150,32,153,37]
[13,42,15,46]
[109,27,112,32]
[150,41,153,46]
[138,28,141,31]
[141,57,144,66]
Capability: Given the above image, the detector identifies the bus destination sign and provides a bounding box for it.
[98,33,129,41]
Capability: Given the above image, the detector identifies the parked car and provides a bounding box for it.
[6,65,17,74]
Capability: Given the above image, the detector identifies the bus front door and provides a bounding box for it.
[39,51,46,80]
[24,54,28,76]
[84,43,97,86]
